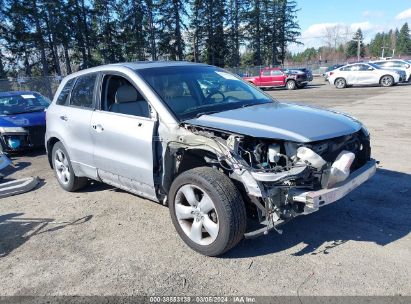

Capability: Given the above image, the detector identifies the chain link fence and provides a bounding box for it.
[0,60,350,97]
[0,76,63,100]
[225,60,348,77]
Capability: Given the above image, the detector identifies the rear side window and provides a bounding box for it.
[70,73,97,108]
[56,78,75,106]
[393,61,406,68]
[271,70,283,76]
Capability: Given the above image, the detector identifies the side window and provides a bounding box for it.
[56,78,75,106]
[341,66,352,71]
[262,70,270,76]
[271,70,283,76]
[100,75,150,118]
[358,64,370,71]
[380,61,392,68]
[70,74,97,108]
[393,61,406,68]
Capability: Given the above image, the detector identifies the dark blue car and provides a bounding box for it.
[0,91,50,152]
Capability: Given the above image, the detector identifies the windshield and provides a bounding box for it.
[137,66,274,120]
[0,92,50,115]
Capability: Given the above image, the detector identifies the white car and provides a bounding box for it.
[370,59,411,82]
[328,62,406,89]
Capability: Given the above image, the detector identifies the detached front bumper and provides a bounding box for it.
[292,159,377,214]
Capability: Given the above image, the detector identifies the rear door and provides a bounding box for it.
[52,73,98,178]
[347,64,366,84]
[91,72,157,200]
[260,70,274,86]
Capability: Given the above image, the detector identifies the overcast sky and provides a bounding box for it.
[289,0,411,53]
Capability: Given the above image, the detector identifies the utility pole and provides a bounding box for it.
[357,37,361,62]
[381,46,389,59]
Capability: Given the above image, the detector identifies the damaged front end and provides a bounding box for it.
[164,123,376,238]
[0,126,46,152]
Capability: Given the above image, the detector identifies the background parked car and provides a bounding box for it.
[323,64,344,81]
[243,67,310,90]
[370,59,411,82]
[0,91,50,152]
[328,63,406,89]
[290,68,313,81]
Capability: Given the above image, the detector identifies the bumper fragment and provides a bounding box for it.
[292,159,377,214]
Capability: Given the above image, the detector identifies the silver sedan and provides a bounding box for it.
[328,62,406,89]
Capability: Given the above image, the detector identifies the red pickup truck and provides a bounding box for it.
[243,68,309,90]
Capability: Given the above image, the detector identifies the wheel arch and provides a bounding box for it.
[46,136,62,168]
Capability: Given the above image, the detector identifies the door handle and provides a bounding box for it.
[60,115,68,121]
[92,124,104,132]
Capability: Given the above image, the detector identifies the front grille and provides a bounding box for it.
[24,125,46,147]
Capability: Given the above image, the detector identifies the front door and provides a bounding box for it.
[91,73,157,200]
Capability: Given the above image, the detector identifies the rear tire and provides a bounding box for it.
[169,167,247,256]
[286,80,296,90]
[334,78,347,89]
[52,142,88,192]
[380,75,394,87]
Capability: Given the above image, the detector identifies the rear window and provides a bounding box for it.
[56,78,75,106]
[69,73,97,108]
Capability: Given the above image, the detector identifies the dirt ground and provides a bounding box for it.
[0,78,410,296]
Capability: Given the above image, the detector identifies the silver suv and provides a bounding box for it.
[46,62,376,256]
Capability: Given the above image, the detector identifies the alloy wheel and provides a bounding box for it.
[381,76,393,87]
[54,149,71,185]
[174,184,219,246]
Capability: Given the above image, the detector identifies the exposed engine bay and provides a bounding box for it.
[169,123,372,237]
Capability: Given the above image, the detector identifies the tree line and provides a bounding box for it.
[290,23,411,64]
[0,0,300,78]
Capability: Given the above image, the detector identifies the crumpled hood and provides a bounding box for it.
[184,102,362,143]
[0,111,46,128]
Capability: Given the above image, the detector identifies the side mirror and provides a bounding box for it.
[368,67,374,71]
[406,64,410,69]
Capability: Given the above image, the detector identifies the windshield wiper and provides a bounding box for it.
[194,110,221,118]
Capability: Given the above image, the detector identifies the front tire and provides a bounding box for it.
[52,142,88,192]
[169,167,247,256]
[380,75,394,87]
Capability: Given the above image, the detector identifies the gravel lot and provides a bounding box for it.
[0,78,410,296]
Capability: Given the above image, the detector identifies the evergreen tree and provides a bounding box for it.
[94,0,123,64]
[397,23,411,56]
[0,0,7,78]
[157,0,187,60]
[117,0,147,61]
[225,0,246,67]
[345,28,365,59]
